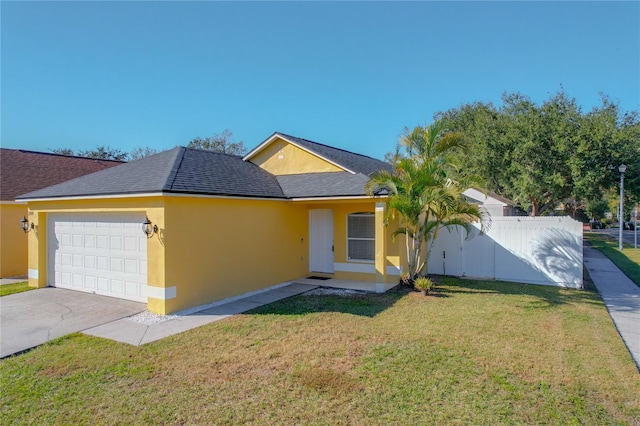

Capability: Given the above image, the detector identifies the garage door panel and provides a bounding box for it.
[61,272,71,286]
[125,281,139,296]
[84,256,96,269]
[110,280,123,294]
[61,253,72,265]
[124,236,137,251]
[85,235,96,248]
[60,234,71,247]
[96,236,108,249]
[110,236,122,250]
[97,277,109,292]
[48,213,147,302]
[85,275,96,290]
[124,259,138,274]
[72,274,83,287]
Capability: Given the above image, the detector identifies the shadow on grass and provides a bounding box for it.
[247,275,603,318]
[246,287,410,318]
[432,275,603,309]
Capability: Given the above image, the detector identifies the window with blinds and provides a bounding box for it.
[347,213,375,262]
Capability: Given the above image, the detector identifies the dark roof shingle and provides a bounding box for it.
[18,147,285,200]
[0,149,122,201]
[17,133,391,201]
[277,173,372,198]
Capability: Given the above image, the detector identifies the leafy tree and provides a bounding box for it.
[51,145,128,161]
[51,148,76,156]
[585,199,609,221]
[129,146,159,161]
[77,146,129,161]
[436,90,639,217]
[187,130,246,155]
[366,122,486,279]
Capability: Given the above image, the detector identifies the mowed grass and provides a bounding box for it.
[585,233,640,287]
[0,281,32,297]
[2,279,639,425]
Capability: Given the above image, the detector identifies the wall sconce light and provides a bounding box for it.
[20,216,34,233]
[142,217,158,238]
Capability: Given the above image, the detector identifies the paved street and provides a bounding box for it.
[589,229,639,248]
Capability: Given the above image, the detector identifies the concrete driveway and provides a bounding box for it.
[0,288,145,358]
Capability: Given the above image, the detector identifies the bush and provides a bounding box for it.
[414,276,434,294]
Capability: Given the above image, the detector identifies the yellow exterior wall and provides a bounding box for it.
[162,197,309,313]
[249,137,343,175]
[23,194,405,314]
[0,203,28,278]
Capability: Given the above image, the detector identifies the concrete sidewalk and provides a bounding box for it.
[583,244,640,371]
[84,283,316,346]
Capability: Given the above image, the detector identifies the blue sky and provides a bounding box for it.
[2,1,638,160]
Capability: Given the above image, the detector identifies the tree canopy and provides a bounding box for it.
[51,129,247,162]
[435,91,639,217]
[52,146,129,161]
[187,130,246,155]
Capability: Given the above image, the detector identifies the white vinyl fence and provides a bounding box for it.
[426,216,583,288]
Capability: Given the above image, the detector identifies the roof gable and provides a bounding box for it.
[244,133,349,175]
[0,149,122,201]
[244,132,392,177]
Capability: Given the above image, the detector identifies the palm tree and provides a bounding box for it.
[366,122,487,280]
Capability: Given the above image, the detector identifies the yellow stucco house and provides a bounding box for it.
[0,149,121,278]
[18,133,404,314]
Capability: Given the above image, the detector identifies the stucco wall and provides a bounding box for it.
[0,203,28,278]
[162,197,309,313]
[25,195,405,314]
[248,138,343,175]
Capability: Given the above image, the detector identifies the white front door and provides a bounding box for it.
[309,209,334,273]
[48,213,148,302]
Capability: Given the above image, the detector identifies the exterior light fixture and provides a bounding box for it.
[619,164,626,251]
[20,216,33,233]
[142,217,158,238]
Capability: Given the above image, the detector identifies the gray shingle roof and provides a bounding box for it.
[277,173,372,198]
[17,133,391,200]
[17,147,285,200]
[169,148,284,198]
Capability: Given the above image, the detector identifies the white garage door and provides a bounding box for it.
[48,213,148,302]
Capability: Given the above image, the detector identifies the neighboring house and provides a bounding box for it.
[462,188,527,217]
[0,149,122,278]
[17,133,403,314]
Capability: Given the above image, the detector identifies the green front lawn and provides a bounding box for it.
[0,281,32,297]
[1,279,638,424]
[585,233,640,287]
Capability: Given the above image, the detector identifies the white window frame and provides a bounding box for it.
[347,213,375,263]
